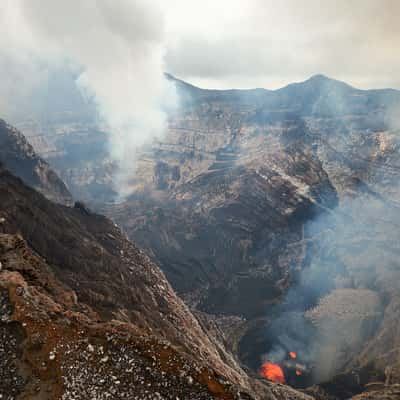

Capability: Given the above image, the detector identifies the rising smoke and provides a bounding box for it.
[261,183,396,386]
[261,84,400,386]
[0,0,176,196]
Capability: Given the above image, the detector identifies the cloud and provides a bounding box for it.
[163,0,400,90]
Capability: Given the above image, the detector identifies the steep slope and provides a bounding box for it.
[0,119,72,205]
[0,164,311,400]
[108,135,337,318]
[104,74,400,322]
[15,74,400,397]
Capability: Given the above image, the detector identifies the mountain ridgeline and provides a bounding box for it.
[0,129,309,399]
[2,74,400,399]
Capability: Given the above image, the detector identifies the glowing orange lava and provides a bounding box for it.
[260,362,286,383]
[295,370,302,376]
[289,351,297,359]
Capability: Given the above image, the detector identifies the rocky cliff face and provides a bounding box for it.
[13,74,400,399]
[0,119,73,205]
[103,75,400,386]
[0,163,314,400]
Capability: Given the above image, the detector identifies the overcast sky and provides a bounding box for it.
[1,0,400,94]
[0,0,398,195]
[162,0,400,90]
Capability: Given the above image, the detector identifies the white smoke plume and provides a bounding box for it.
[0,0,175,196]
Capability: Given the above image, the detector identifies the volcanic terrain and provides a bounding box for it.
[5,74,400,399]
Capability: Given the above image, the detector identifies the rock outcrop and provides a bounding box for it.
[0,164,311,399]
[0,119,72,205]
[12,74,400,398]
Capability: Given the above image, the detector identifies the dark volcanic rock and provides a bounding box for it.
[0,119,72,205]
[12,74,400,398]
[109,146,337,319]
[0,165,311,399]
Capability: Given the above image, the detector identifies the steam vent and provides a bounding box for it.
[1,2,400,398]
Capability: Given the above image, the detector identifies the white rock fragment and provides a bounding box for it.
[101,356,109,363]
[87,344,95,352]
[49,351,56,361]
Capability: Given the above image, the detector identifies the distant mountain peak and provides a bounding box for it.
[308,73,331,82]
[274,73,357,96]
[301,73,355,89]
